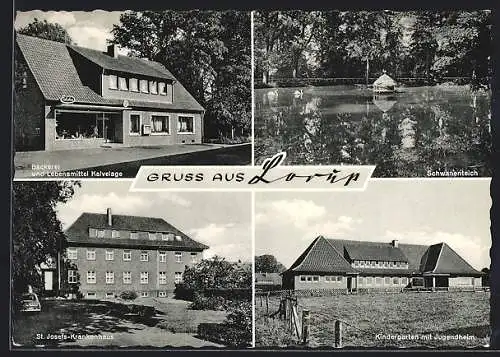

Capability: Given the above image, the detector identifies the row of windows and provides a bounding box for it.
[67,248,197,263]
[300,275,343,283]
[298,275,409,285]
[108,75,169,96]
[129,114,194,135]
[87,291,168,299]
[89,228,184,241]
[352,260,409,269]
[71,271,184,285]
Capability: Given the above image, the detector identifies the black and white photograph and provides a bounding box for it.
[254,180,491,348]
[253,10,493,177]
[11,181,251,348]
[13,10,251,179]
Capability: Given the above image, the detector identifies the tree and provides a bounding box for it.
[481,267,490,287]
[12,181,80,294]
[17,18,72,44]
[255,254,286,273]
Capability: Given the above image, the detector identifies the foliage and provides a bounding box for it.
[254,10,492,84]
[110,11,250,140]
[17,18,73,44]
[190,292,227,311]
[119,291,138,300]
[255,254,287,273]
[12,181,80,294]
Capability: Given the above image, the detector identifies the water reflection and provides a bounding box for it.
[254,85,492,177]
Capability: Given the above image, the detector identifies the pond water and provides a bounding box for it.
[254,85,492,177]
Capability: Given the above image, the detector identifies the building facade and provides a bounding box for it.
[15,34,204,151]
[62,208,208,299]
[282,236,483,291]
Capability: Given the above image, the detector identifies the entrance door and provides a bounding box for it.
[347,277,352,291]
[44,271,53,291]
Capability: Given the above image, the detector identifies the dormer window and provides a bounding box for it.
[159,82,166,95]
[119,77,128,90]
[175,235,182,241]
[148,232,156,240]
[129,78,138,92]
[140,79,148,93]
[161,233,169,241]
[97,230,105,238]
[109,75,118,89]
[149,80,158,94]
[111,230,120,238]
[130,232,138,240]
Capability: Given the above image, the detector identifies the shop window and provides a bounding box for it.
[55,112,107,140]
[129,78,138,92]
[178,116,194,134]
[151,115,169,134]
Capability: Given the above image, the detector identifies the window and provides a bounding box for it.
[371,261,375,267]
[178,116,194,134]
[336,276,342,282]
[158,291,167,297]
[159,251,166,263]
[359,277,365,285]
[140,272,149,284]
[140,79,149,93]
[325,276,330,282]
[106,272,114,284]
[161,233,169,241]
[130,114,140,135]
[376,277,382,285]
[89,228,97,237]
[119,77,128,90]
[151,115,169,134]
[158,82,166,95]
[393,277,399,285]
[174,272,183,284]
[306,276,312,282]
[106,292,114,298]
[140,251,149,262]
[123,272,131,284]
[300,276,306,282]
[190,253,198,263]
[97,230,105,238]
[149,80,158,94]
[165,233,174,241]
[67,249,77,260]
[123,250,131,261]
[105,250,114,261]
[385,277,391,284]
[109,74,118,89]
[129,78,138,92]
[402,277,408,285]
[159,272,167,285]
[141,292,149,298]
[175,235,182,241]
[367,277,373,284]
[112,230,120,238]
[87,271,96,284]
[175,252,182,263]
[21,71,28,89]
[86,249,96,261]
[68,270,78,283]
[87,292,96,298]
[148,232,156,240]
[130,231,138,239]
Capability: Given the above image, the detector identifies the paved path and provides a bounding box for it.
[14,143,251,179]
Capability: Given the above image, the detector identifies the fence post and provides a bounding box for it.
[334,320,342,348]
[266,292,269,315]
[302,309,310,345]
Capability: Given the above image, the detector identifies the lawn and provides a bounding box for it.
[255,291,490,349]
[12,297,227,348]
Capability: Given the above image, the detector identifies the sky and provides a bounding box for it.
[255,179,491,271]
[14,10,125,52]
[55,181,252,263]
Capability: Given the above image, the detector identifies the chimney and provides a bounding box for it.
[391,239,399,248]
[107,44,119,58]
[107,208,112,226]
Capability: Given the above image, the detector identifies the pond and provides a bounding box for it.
[254,85,492,177]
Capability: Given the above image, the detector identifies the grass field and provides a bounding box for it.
[255,291,490,349]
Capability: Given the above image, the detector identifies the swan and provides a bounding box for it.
[293,89,303,98]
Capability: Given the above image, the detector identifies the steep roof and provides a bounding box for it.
[287,236,358,274]
[422,243,482,276]
[327,239,408,262]
[15,34,204,112]
[373,73,396,86]
[65,212,208,251]
[255,273,282,285]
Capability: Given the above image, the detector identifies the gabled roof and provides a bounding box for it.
[15,34,204,112]
[286,236,358,274]
[373,73,397,86]
[65,212,208,251]
[69,45,174,80]
[327,239,407,262]
[255,273,282,285]
[422,243,482,276]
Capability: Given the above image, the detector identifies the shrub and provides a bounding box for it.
[120,291,138,300]
[190,292,227,311]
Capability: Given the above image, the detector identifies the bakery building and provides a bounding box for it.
[14,34,204,151]
[59,208,208,299]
